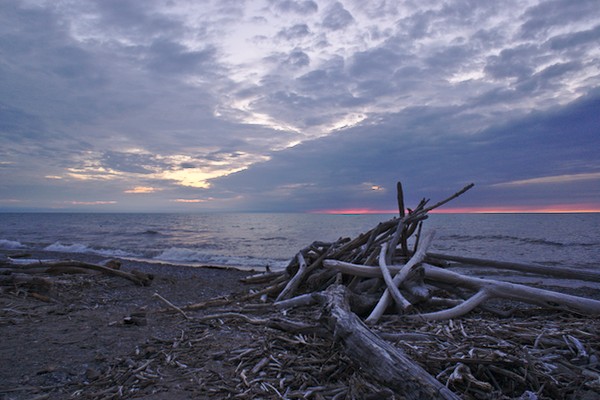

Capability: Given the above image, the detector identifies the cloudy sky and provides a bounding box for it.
[1,0,599,213]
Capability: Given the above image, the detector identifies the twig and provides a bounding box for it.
[153,293,190,320]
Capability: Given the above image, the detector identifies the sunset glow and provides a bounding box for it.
[430,205,600,214]
[313,204,600,214]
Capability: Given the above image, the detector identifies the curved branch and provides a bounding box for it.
[276,252,308,301]
[377,243,411,310]
[412,290,490,321]
[366,232,435,324]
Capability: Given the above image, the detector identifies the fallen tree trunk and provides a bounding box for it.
[322,284,460,399]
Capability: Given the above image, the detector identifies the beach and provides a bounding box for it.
[2,248,600,399]
[0,250,265,400]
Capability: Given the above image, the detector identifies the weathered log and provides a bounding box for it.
[366,231,434,323]
[323,260,600,318]
[421,264,600,318]
[322,284,460,399]
[377,243,411,310]
[7,260,153,286]
[426,252,600,283]
[276,252,307,301]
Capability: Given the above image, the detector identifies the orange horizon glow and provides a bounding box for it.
[311,204,600,215]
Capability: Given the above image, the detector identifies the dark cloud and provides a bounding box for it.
[349,47,403,78]
[322,2,354,31]
[515,61,581,94]
[277,24,311,40]
[211,90,600,211]
[285,48,310,68]
[484,45,537,80]
[100,152,160,174]
[548,24,600,51]
[91,0,182,39]
[520,0,600,39]
[270,0,318,15]
[146,39,217,75]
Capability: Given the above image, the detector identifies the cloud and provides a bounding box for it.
[277,24,311,40]
[322,2,354,30]
[124,186,160,194]
[270,0,318,15]
[65,201,118,206]
[210,89,600,211]
[0,0,599,212]
[520,0,600,39]
[146,39,217,75]
[492,172,600,187]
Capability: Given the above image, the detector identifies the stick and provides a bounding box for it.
[153,293,190,319]
[420,183,474,214]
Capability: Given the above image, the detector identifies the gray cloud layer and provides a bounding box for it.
[0,0,599,212]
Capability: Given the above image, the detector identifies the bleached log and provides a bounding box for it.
[422,264,600,317]
[274,292,322,309]
[365,232,434,324]
[426,252,600,283]
[322,284,460,399]
[412,290,491,321]
[323,260,600,317]
[276,252,308,301]
[377,243,411,310]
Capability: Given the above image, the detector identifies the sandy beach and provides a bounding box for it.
[2,249,600,400]
[0,250,264,400]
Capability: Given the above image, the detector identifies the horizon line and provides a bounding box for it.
[310,206,600,215]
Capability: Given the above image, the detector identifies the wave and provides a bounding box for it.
[0,239,26,249]
[441,234,567,247]
[43,242,138,258]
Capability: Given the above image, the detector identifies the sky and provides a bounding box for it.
[0,0,599,213]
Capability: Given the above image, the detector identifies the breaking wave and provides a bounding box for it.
[43,242,138,258]
[0,239,26,249]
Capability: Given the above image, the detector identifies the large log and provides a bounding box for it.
[4,260,153,286]
[323,260,600,317]
[426,252,600,282]
[322,284,460,399]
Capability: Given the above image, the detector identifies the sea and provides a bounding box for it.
[0,213,599,272]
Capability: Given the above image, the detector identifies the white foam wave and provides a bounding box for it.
[43,242,137,258]
[0,239,26,249]
[154,247,208,263]
[45,242,91,253]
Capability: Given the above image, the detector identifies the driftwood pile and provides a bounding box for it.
[225,182,600,399]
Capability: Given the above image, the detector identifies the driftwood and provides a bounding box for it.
[323,260,600,318]
[0,260,154,286]
[426,252,600,282]
[243,181,600,398]
[322,284,460,400]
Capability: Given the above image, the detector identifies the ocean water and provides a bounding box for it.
[0,213,598,271]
